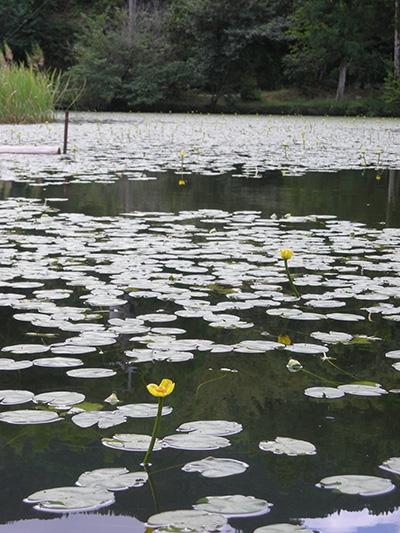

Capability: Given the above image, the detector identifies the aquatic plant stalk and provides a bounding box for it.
[143,397,163,466]
[284,259,300,298]
[143,378,175,466]
[325,358,358,380]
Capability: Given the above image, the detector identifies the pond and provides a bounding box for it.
[0,113,399,533]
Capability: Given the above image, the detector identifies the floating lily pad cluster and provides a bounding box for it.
[1,115,400,185]
[0,199,398,387]
[102,418,242,452]
[0,195,398,527]
[24,467,147,512]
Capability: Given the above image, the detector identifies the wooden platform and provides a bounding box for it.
[0,145,60,155]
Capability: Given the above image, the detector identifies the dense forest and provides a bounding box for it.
[1,0,400,115]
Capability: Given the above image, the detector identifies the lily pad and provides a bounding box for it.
[310,331,352,344]
[0,389,34,405]
[337,383,388,396]
[0,359,33,370]
[33,357,83,368]
[146,509,227,532]
[385,350,400,359]
[285,343,329,355]
[163,433,231,451]
[34,391,85,408]
[76,467,147,490]
[259,437,316,456]
[317,474,395,496]
[193,494,273,517]
[23,486,115,513]
[182,457,249,478]
[2,344,49,355]
[137,313,177,322]
[66,368,116,378]
[72,410,127,429]
[304,387,345,399]
[326,313,365,322]
[0,410,61,424]
[51,345,97,355]
[102,433,162,452]
[117,403,173,418]
[176,420,242,436]
[379,457,400,475]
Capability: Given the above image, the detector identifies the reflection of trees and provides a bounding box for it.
[386,169,400,226]
[0,180,12,199]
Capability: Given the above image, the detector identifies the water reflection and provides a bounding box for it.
[0,165,398,531]
[0,514,144,533]
[0,168,398,227]
[386,170,400,226]
[303,507,400,532]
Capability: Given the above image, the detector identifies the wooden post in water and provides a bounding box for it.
[63,110,69,154]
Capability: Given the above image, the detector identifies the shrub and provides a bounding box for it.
[383,73,400,114]
[0,46,61,124]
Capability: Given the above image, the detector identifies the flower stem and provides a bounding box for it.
[301,368,338,385]
[143,397,163,466]
[325,358,358,380]
[284,259,300,298]
[144,464,160,513]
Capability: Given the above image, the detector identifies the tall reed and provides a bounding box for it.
[0,64,61,124]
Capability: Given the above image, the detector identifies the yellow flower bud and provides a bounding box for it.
[147,378,175,397]
[278,334,292,346]
[280,248,293,260]
[286,359,303,372]
[104,392,120,405]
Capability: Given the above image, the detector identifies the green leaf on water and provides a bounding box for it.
[207,284,236,295]
[75,402,103,411]
[352,381,380,387]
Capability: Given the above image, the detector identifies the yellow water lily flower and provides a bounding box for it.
[280,248,293,260]
[278,334,292,346]
[147,378,175,397]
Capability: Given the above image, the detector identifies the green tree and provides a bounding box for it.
[168,0,292,105]
[0,0,124,69]
[286,0,392,99]
[68,4,196,110]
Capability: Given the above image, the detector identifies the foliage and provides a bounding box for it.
[68,6,197,110]
[383,72,400,112]
[1,0,399,114]
[285,0,393,95]
[168,0,292,104]
[0,46,61,123]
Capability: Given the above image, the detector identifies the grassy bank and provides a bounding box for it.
[156,89,395,117]
[0,65,60,124]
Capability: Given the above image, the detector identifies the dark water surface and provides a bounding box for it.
[1,168,400,227]
[0,165,399,533]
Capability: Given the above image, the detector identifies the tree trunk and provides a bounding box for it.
[128,0,138,34]
[395,0,400,78]
[336,63,347,100]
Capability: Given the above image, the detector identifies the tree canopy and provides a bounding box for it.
[0,0,398,110]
